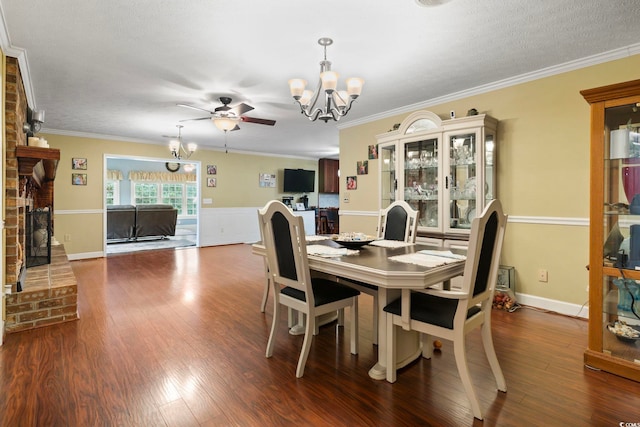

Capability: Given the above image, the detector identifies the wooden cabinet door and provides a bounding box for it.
[319,159,339,193]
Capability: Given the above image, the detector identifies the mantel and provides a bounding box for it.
[16,145,61,187]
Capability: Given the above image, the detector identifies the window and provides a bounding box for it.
[106,180,120,205]
[132,181,197,217]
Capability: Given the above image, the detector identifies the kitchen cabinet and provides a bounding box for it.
[319,158,339,193]
[582,78,640,382]
[377,110,497,240]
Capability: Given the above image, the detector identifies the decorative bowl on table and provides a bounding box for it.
[331,232,376,249]
[607,320,640,342]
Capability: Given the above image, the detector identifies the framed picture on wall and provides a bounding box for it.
[72,158,87,170]
[346,176,357,190]
[72,173,87,185]
[207,165,217,175]
[207,177,217,188]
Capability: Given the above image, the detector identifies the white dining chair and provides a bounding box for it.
[384,199,508,420]
[258,200,360,378]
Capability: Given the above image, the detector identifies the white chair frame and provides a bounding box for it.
[385,199,507,420]
[259,200,359,378]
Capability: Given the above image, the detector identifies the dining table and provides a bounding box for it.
[252,236,466,380]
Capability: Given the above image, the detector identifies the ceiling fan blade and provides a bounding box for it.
[161,134,179,138]
[177,103,214,114]
[241,116,276,126]
[179,116,211,122]
[230,102,254,116]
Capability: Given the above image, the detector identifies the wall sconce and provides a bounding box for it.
[23,109,45,134]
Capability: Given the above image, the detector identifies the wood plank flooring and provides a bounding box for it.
[1,244,639,426]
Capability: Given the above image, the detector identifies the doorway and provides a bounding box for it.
[103,155,200,255]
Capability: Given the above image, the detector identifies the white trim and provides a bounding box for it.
[55,209,103,215]
[338,42,640,130]
[67,251,103,261]
[508,216,589,227]
[516,292,589,319]
[339,210,589,227]
[42,128,318,160]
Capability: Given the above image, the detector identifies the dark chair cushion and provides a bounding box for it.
[383,292,481,329]
[281,278,360,307]
[384,205,408,241]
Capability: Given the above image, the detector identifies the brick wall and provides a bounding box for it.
[4,56,28,292]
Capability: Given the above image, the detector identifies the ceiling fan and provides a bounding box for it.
[178,96,276,132]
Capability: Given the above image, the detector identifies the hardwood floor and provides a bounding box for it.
[1,244,639,426]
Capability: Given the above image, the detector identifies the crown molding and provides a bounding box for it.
[0,2,36,108]
[338,42,640,130]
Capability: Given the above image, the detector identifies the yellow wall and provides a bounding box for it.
[339,54,640,306]
[44,133,318,254]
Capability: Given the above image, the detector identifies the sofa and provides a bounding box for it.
[107,204,178,241]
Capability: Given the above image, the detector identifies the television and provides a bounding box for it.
[283,168,315,193]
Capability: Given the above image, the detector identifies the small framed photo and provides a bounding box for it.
[346,176,357,190]
[368,145,378,159]
[207,165,217,175]
[357,160,368,175]
[207,177,217,188]
[72,173,87,185]
[259,173,276,188]
[72,158,87,170]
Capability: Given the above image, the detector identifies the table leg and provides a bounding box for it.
[368,287,422,380]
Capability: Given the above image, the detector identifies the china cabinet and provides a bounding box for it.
[377,110,497,241]
[582,79,640,382]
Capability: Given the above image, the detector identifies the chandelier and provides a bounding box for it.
[288,38,364,122]
[168,125,197,160]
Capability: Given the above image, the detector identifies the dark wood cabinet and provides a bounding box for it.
[319,158,339,193]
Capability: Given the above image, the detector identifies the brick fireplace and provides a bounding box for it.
[4,56,78,334]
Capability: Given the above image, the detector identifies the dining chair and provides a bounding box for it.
[377,200,418,243]
[383,199,507,420]
[340,200,418,345]
[258,200,360,378]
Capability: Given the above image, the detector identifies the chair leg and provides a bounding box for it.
[260,275,270,313]
[338,308,345,326]
[266,297,280,358]
[350,298,359,355]
[386,314,397,383]
[372,294,379,345]
[453,337,483,420]
[481,319,507,392]
[296,312,315,378]
[421,333,434,359]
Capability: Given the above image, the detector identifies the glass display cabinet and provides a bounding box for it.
[582,79,640,382]
[377,110,497,240]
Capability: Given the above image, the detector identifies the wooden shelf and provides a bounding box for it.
[16,145,60,186]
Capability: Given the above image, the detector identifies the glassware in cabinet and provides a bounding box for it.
[379,142,396,209]
[404,138,439,229]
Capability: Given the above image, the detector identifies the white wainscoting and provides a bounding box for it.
[199,207,262,246]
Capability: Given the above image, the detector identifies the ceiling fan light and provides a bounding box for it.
[214,116,239,132]
[288,79,307,98]
[320,71,338,92]
[346,77,364,97]
[187,142,197,153]
[169,139,180,152]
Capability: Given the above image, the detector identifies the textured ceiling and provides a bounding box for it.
[1,0,640,159]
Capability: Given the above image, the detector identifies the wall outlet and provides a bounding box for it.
[537,269,548,282]
[203,198,212,205]
[64,234,71,242]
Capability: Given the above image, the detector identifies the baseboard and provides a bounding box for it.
[68,251,104,261]
[515,292,588,319]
